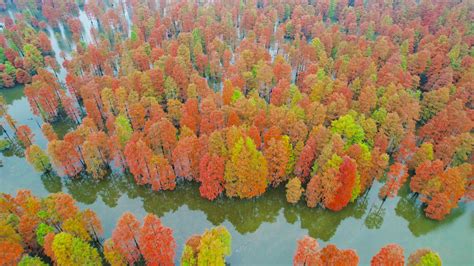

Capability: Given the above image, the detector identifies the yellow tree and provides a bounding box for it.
[51,232,101,265]
[197,226,232,266]
[224,137,268,199]
[25,144,51,173]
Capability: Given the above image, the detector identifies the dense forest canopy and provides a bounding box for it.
[0,0,472,265]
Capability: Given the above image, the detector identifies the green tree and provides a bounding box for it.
[181,245,197,266]
[328,0,337,22]
[36,223,55,246]
[23,44,44,73]
[408,249,442,266]
[231,89,243,103]
[25,145,52,173]
[4,61,17,76]
[0,47,6,64]
[419,252,442,266]
[18,255,48,266]
[197,226,232,266]
[52,232,102,266]
[164,77,178,100]
[331,114,365,146]
[130,28,138,42]
[115,114,133,147]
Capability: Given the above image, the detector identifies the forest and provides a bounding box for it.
[0,0,472,265]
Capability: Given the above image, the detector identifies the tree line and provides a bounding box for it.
[0,0,472,223]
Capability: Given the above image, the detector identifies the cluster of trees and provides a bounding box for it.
[0,190,232,265]
[181,226,232,265]
[0,190,103,265]
[5,0,81,28]
[0,10,58,87]
[103,212,176,265]
[0,0,472,221]
[1,189,444,266]
[294,236,442,266]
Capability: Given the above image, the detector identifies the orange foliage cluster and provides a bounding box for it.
[0,190,101,265]
[294,236,441,266]
[1,0,472,221]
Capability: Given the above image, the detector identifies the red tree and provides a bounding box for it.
[379,163,408,200]
[124,137,154,185]
[199,153,225,200]
[111,212,142,265]
[293,236,359,266]
[38,32,53,53]
[326,156,357,211]
[172,135,201,181]
[320,244,359,266]
[371,243,405,266]
[48,140,84,177]
[293,236,321,266]
[294,136,317,182]
[180,98,200,134]
[149,155,176,191]
[139,214,176,266]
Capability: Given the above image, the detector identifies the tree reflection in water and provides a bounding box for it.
[39,172,468,244]
[394,186,464,237]
[41,172,370,240]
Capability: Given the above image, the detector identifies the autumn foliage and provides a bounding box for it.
[294,237,442,266]
[107,212,176,265]
[371,244,405,266]
[410,161,470,220]
[181,226,231,266]
[0,0,469,225]
[293,236,358,266]
[0,191,102,265]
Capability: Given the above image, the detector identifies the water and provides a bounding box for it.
[0,3,473,265]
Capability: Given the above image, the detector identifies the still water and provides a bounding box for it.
[0,4,473,265]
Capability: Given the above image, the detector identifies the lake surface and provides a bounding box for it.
[1,4,473,265]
